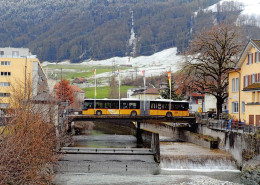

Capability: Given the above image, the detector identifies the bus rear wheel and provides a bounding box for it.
[166,112,172,118]
[130,111,137,117]
[96,110,102,116]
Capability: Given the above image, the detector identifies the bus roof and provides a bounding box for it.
[84,98,189,103]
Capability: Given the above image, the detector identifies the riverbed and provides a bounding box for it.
[54,133,241,185]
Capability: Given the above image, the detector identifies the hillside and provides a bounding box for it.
[1,0,260,62]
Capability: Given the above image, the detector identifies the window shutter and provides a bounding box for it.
[259,52,260,62]
[259,73,260,82]
[255,52,257,63]
[243,76,245,88]
[247,54,249,64]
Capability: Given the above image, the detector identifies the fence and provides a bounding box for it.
[208,120,259,134]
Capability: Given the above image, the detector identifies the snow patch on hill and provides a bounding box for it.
[207,0,260,17]
[43,47,186,80]
[83,47,185,78]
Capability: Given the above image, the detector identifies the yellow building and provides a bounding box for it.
[228,39,260,126]
[0,47,48,110]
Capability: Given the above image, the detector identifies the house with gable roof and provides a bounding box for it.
[228,39,260,125]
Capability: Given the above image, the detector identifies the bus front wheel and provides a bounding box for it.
[166,112,172,118]
[130,111,137,117]
[96,110,102,116]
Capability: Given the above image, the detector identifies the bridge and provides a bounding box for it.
[68,115,196,124]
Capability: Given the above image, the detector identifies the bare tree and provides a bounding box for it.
[184,23,243,116]
[109,76,118,99]
[0,82,59,184]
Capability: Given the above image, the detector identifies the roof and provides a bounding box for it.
[31,91,58,103]
[132,88,159,95]
[243,83,260,91]
[191,93,204,97]
[236,39,260,68]
[70,85,85,93]
[144,88,159,94]
[73,77,86,82]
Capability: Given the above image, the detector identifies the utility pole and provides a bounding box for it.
[60,68,63,101]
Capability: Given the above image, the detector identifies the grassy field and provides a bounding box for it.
[84,86,134,99]
[44,65,131,81]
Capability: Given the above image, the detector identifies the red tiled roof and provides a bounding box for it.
[77,77,86,82]
[70,85,85,93]
[191,93,204,97]
[144,88,159,94]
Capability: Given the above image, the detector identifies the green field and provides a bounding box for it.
[44,64,131,81]
[84,86,134,99]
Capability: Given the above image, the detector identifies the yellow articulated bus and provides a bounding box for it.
[82,99,189,117]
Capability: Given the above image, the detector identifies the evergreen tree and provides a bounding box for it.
[160,73,184,100]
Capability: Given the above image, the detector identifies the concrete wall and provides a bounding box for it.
[139,122,180,140]
[136,122,160,162]
[196,123,260,167]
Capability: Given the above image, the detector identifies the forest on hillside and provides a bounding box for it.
[0,0,259,62]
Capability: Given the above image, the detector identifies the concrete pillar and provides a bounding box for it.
[71,121,75,135]
[136,122,143,147]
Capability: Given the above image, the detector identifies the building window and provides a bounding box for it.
[252,92,256,103]
[0,82,10,86]
[241,101,245,113]
[252,74,255,84]
[0,72,11,76]
[245,75,248,87]
[1,61,11,65]
[0,103,10,108]
[256,52,260,63]
[12,51,19,56]
[236,78,239,92]
[232,102,238,113]
[0,93,10,97]
[232,78,235,92]
[0,51,4,55]
[248,53,253,65]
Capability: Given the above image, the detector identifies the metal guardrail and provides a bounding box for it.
[60,147,154,155]
[208,120,259,134]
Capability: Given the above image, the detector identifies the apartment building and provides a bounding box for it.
[228,39,260,125]
[0,47,48,109]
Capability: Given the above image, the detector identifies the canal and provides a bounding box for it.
[54,122,241,185]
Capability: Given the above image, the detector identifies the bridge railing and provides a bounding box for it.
[208,120,259,134]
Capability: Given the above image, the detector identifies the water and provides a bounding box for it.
[55,126,242,185]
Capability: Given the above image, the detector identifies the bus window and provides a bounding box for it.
[161,103,165,110]
[150,103,156,109]
[164,103,169,110]
[105,102,111,108]
[122,102,129,109]
[158,103,162,110]
[180,103,189,110]
[96,101,103,108]
[83,101,94,109]
[111,102,119,109]
[129,102,136,109]
[174,103,180,110]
